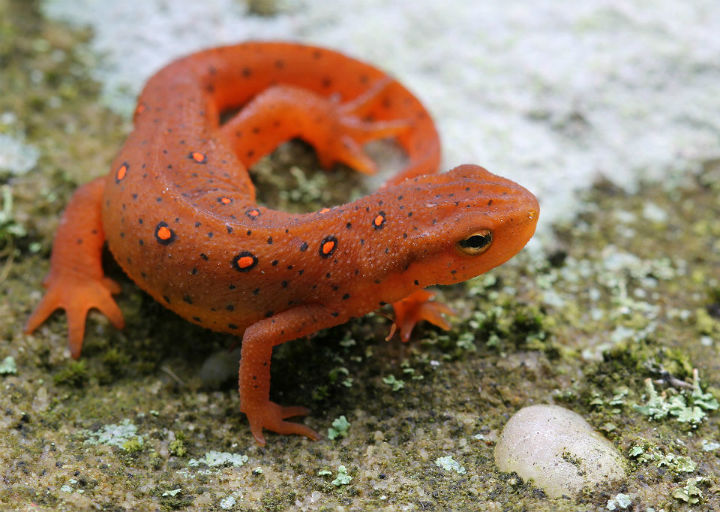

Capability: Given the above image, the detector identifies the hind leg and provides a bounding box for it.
[219,82,409,175]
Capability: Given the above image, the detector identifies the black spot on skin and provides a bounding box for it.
[163,295,171,303]
[342,294,350,300]
[195,222,201,228]
[253,288,260,295]
[229,284,236,290]
[200,253,209,261]
[300,241,309,252]
[281,281,288,288]
[191,267,198,275]
[228,323,239,330]
[226,304,235,311]
[265,311,274,318]
[192,316,202,322]
[272,260,279,266]
[267,236,273,245]
[183,295,193,304]
[226,225,233,234]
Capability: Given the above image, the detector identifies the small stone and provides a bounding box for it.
[494,405,626,497]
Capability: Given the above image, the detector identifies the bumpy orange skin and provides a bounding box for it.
[26,42,539,445]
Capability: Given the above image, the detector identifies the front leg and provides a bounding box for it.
[25,176,124,358]
[391,289,455,343]
[239,304,345,445]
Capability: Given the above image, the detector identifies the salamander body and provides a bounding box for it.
[26,42,539,444]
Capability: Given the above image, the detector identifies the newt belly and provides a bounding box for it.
[25,41,539,445]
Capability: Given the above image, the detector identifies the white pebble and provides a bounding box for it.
[495,405,625,497]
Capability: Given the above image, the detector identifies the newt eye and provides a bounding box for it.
[456,230,493,255]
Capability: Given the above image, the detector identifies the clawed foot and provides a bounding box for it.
[25,273,124,358]
[316,78,410,174]
[390,289,455,343]
[242,400,320,446]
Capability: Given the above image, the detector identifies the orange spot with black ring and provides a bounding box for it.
[319,235,338,258]
[232,251,258,272]
[154,221,176,245]
[188,151,207,164]
[373,211,386,229]
[115,162,129,183]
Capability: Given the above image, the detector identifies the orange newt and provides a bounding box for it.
[25,42,539,445]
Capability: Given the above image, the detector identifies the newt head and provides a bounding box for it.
[371,164,539,292]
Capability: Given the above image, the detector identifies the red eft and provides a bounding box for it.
[25,42,539,445]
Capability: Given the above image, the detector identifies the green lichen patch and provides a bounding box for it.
[187,451,249,468]
[83,418,143,450]
[0,355,17,375]
[633,371,718,428]
[327,415,351,440]
[434,455,466,475]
